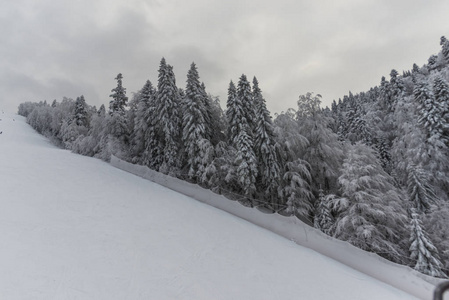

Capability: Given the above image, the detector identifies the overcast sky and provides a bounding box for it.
[2,0,449,114]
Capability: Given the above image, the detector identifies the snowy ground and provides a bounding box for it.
[0,113,424,299]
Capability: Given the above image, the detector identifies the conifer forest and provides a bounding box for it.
[18,37,449,278]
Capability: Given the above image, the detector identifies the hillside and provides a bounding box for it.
[0,113,428,299]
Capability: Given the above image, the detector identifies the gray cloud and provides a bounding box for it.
[1,0,449,114]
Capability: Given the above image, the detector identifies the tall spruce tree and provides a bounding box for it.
[414,81,446,143]
[407,165,437,214]
[226,75,258,204]
[155,58,181,174]
[252,77,281,205]
[108,73,129,143]
[409,210,447,278]
[314,188,334,235]
[74,95,88,127]
[130,80,155,163]
[182,62,210,181]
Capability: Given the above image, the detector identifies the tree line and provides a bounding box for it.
[18,37,449,278]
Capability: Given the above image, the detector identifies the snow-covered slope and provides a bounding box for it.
[0,113,432,299]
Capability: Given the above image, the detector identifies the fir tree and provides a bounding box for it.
[252,77,281,205]
[432,75,449,144]
[182,62,210,181]
[108,73,129,143]
[109,73,128,115]
[409,210,447,278]
[314,188,334,235]
[226,75,258,204]
[414,81,447,143]
[130,80,155,163]
[237,74,256,134]
[155,58,181,174]
[283,159,313,217]
[74,95,88,127]
[335,143,407,263]
[226,81,238,142]
[407,165,437,214]
[441,36,449,63]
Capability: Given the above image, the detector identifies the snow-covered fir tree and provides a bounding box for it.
[108,73,129,144]
[432,75,449,144]
[109,73,128,115]
[407,165,438,214]
[226,75,258,205]
[414,81,446,142]
[314,188,334,235]
[155,58,181,175]
[129,80,156,164]
[74,95,88,127]
[252,77,281,206]
[335,143,407,263]
[283,159,313,217]
[409,209,447,278]
[182,62,211,181]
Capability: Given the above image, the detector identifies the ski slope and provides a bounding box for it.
[0,113,426,299]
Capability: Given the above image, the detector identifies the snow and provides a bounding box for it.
[0,113,443,300]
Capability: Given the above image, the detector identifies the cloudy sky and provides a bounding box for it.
[1,0,449,114]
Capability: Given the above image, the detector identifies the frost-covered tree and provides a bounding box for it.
[335,143,407,263]
[407,165,438,214]
[109,73,128,115]
[252,77,281,204]
[432,75,449,143]
[409,210,447,278]
[283,159,313,217]
[274,110,312,213]
[155,58,181,174]
[108,73,129,144]
[182,62,210,181]
[414,81,447,143]
[296,93,344,195]
[314,189,334,235]
[129,80,156,163]
[226,81,238,142]
[238,74,256,134]
[226,75,258,204]
[441,36,449,63]
[74,95,88,127]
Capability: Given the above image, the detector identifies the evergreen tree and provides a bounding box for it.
[252,77,281,205]
[155,58,181,174]
[182,62,210,181]
[414,81,447,143]
[409,210,447,278]
[108,73,129,143]
[407,165,437,214]
[432,75,449,144]
[314,188,334,235]
[296,93,344,195]
[441,36,449,63]
[74,95,88,127]
[226,75,258,204]
[226,81,238,142]
[335,143,407,263]
[237,74,256,134]
[283,159,313,216]
[130,80,155,163]
[109,73,128,115]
